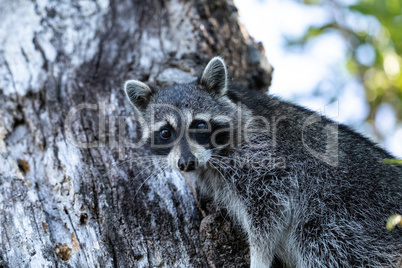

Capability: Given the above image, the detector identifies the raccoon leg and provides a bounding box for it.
[249,242,274,268]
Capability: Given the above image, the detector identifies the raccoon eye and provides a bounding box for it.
[160,129,171,139]
[196,121,208,130]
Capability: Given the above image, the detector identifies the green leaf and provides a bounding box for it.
[383,158,402,165]
[386,214,402,231]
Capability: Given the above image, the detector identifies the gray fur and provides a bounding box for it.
[125,57,402,267]
[199,56,228,97]
[124,79,153,115]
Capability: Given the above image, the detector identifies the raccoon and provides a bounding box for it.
[124,57,402,267]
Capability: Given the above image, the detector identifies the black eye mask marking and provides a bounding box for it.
[210,121,231,147]
[149,119,233,156]
[189,120,211,146]
[188,120,231,148]
[150,124,176,155]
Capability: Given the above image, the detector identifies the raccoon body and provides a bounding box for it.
[125,57,402,267]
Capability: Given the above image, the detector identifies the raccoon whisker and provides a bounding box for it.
[98,157,140,178]
[209,155,239,164]
[208,153,236,165]
[132,159,169,199]
[133,172,157,199]
[209,156,239,175]
[208,159,226,177]
[134,161,169,198]
[210,162,237,179]
[133,157,168,179]
[208,158,240,190]
[208,157,229,171]
[131,162,156,182]
[208,150,241,161]
[97,156,157,181]
[109,155,155,169]
[209,152,258,170]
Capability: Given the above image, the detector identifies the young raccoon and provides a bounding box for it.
[124,57,402,267]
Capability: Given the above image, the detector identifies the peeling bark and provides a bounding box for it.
[0,0,272,267]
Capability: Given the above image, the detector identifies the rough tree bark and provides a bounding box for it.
[0,0,272,267]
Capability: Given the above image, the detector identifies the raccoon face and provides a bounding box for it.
[125,57,238,172]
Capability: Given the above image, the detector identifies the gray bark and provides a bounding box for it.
[0,0,272,267]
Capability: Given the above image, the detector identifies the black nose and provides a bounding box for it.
[178,157,198,172]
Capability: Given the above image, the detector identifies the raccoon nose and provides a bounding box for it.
[178,157,198,172]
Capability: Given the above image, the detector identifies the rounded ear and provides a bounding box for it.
[199,56,228,97]
[124,80,154,115]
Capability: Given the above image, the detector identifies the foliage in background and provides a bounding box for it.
[289,0,402,133]
[386,214,402,231]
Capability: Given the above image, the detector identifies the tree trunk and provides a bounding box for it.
[0,0,272,267]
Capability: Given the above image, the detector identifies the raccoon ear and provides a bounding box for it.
[199,56,228,97]
[124,80,154,114]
